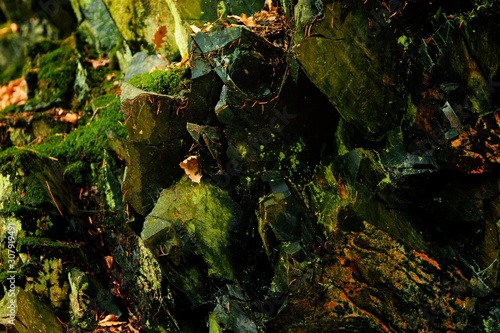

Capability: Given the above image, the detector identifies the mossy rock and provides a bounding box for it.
[25,42,79,105]
[141,178,241,306]
[0,288,64,332]
[293,0,408,139]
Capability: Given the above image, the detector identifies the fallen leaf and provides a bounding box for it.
[152,25,167,51]
[104,255,113,269]
[0,78,27,110]
[189,25,201,33]
[59,112,79,124]
[228,14,256,27]
[179,156,202,183]
[98,314,126,327]
[85,57,109,69]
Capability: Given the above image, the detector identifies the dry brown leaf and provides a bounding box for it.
[179,156,202,183]
[0,78,27,110]
[152,25,167,51]
[189,25,201,34]
[104,255,113,269]
[98,314,126,327]
[265,0,279,12]
[59,112,79,124]
[228,14,256,27]
[240,13,256,27]
[85,57,109,69]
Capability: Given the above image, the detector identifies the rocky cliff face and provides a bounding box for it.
[0,0,500,332]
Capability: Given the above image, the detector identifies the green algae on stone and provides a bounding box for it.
[141,178,241,306]
[304,149,428,251]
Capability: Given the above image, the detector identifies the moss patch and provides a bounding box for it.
[35,94,126,163]
[26,46,78,104]
[128,67,189,95]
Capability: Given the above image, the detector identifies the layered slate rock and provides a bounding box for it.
[120,80,204,215]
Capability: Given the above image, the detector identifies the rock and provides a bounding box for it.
[304,148,428,251]
[103,0,265,60]
[122,51,169,82]
[267,222,478,332]
[257,170,316,261]
[190,24,335,182]
[293,0,408,139]
[105,225,180,331]
[120,76,209,215]
[70,0,123,55]
[0,288,64,333]
[141,178,241,306]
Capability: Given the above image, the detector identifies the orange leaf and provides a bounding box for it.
[152,25,167,51]
[179,156,202,183]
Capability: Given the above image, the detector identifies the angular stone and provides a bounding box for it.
[120,68,218,214]
[71,0,122,55]
[305,148,428,251]
[293,0,408,139]
[141,179,241,306]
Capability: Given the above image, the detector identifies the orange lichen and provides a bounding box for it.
[412,250,441,270]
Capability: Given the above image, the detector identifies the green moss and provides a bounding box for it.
[63,161,88,185]
[23,175,51,206]
[36,94,126,163]
[25,39,60,60]
[128,67,189,95]
[18,237,80,249]
[31,47,78,103]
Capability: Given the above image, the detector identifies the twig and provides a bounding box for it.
[45,181,63,216]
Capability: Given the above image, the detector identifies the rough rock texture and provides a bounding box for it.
[0,288,64,333]
[294,0,408,139]
[268,222,478,333]
[141,178,242,306]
